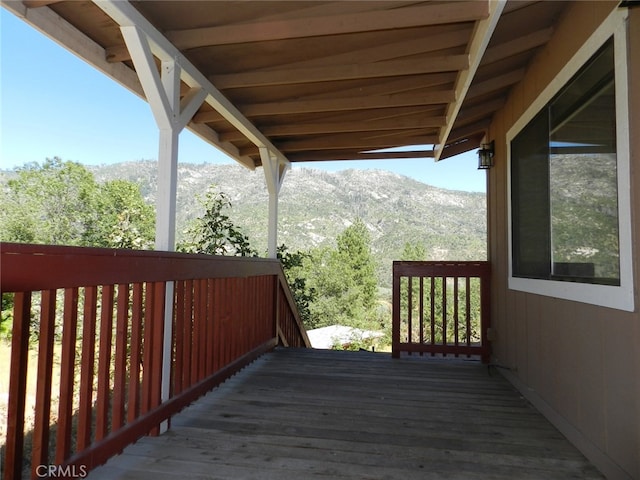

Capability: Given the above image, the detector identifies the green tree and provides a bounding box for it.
[178,186,257,256]
[1,158,97,245]
[0,158,155,248]
[306,219,378,329]
[91,180,155,249]
[277,245,316,328]
[401,242,426,262]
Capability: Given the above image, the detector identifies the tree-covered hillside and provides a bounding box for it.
[90,161,487,288]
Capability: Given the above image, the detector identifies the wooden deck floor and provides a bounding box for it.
[87,348,603,480]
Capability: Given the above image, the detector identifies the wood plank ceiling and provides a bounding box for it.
[18,0,569,169]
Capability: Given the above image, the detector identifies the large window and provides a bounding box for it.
[507,9,634,312]
[511,39,619,286]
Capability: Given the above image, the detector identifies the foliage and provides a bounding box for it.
[178,186,257,257]
[92,180,155,249]
[330,329,386,351]
[1,293,13,340]
[0,157,155,248]
[277,245,316,328]
[304,219,379,331]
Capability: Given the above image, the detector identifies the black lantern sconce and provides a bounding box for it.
[477,141,495,170]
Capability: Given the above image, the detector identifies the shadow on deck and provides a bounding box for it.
[87,348,602,480]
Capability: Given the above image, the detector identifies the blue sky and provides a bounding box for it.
[0,9,486,192]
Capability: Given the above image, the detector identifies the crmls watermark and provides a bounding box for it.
[35,464,88,478]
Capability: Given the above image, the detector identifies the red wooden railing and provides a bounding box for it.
[0,243,309,480]
[392,261,491,363]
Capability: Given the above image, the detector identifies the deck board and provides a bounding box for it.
[87,348,603,480]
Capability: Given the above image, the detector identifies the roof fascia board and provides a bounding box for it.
[434,0,506,161]
[93,0,290,169]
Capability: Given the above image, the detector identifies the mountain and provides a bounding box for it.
[91,161,487,288]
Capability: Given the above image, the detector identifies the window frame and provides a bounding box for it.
[506,9,634,312]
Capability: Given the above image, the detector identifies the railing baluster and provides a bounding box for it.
[183,279,194,388]
[149,282,165,436]
[466,276,472,354]
[77,286,98,451]
[213,278,222,371]
[173,280,185,395]
[206,279,215,376]
[407,276,412,352]
[199,279,209,380]
[141,282,154,416]
[454,277,459,356]
[5,292,31,480]
[31,289,56,478]
[430,276,435,356]
[96,285,114,441]
[419,277,424,355]
[442,276,447,356]
[128,283,143,424]
[112,284,129,432]
[55,287,79,464]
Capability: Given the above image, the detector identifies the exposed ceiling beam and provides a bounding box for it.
[447,119,492,143]
[212,55,468,89]
[297,73,457,102]
[22,0,64,7]
[466,68,525,99]
[107,18,473,65]
[456,98,506,123]
[165,2,489,49]
[218,117,447,141]
[286,149,434,162]
[434,0,506,160]
[93,0,289,169]
[257,27,472,72]
[270,134,438,154]
[238,90,455,117]
[482,27,554,64]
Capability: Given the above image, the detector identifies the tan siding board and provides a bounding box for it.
[631,8,640,475]
[602,311,639,475]
[489,2,639,477]
[555,301,580,427]
[575,308,606,454]
[524,296,541,393]
[514,292,528,384]
[538,298,560,406]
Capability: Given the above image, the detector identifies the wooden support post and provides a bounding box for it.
[260,147,289,259]
[121,25,207,434]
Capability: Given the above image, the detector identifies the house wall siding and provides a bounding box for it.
[488,2,639,479]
